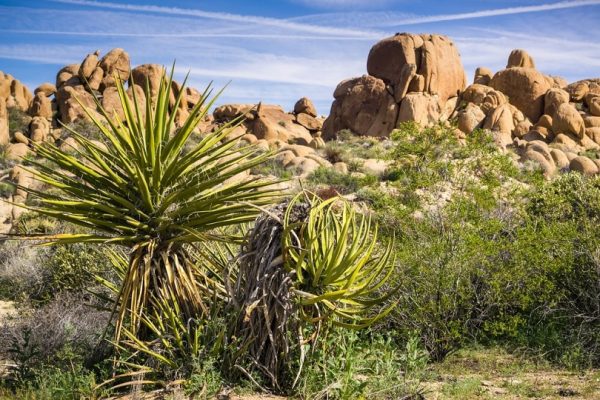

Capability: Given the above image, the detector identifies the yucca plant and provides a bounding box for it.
[13,68,277,347]
[283,193,397,329]
[95,242,236,388]
[227,192,396,392]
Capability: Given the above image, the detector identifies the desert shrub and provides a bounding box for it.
[250,157,293,179]
[0,243,48,301]
[7,107,30,134]
[322,141,348,164]
[387,198,510,361]
[184,355,225,398]
[34,244,112,303]
[308,167,377,194]
[299,328,427,399]
[483,173,600,367]
[382,170,600,368]
[62,119,102,141]
[0,242,111,303]
[0,181,13,198]
[0,292,111,381]
[0,364,103,400]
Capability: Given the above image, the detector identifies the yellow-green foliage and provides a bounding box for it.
[15,68,277,350]
[283,193,396,328]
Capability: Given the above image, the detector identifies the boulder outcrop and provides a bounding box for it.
[323,75,398,138]
[324,33,466,138]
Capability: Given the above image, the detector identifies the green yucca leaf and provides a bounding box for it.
[15,66,282,348]
[282,192,397,328]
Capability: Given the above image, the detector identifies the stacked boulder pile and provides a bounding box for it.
[0,49,216,233]
[322,33,466,138]
[0,73,36,234]
[0,48,332,233]
[208,98,330,176]
[5,36,600,234]
[0,72,34,160]
[457,50,600,176]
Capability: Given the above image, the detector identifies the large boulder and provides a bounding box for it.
[506,49,536,69]
[29,116,51,142]
[5,143,31,161]
[34,82,56,97]
[457,103,486,134]
[552,103,585,139]
[367,33,465,104]
[570,156,598,176]
[461,84,493,106]
[489,67,551,123]
[566,81,589,102]
[56,85,97,123]
[544,88,570,117]
[397,93,441,127]
[295,113,321,131]
[213,104,255,120]
[473,67,493,85]
[323,75,397,138]
[252,104,313,144]
[483,104,515,147]
[56,64,80,88]
[10,80,32,110]
[99,48,131,88]
[0,72,13,100]
[79,51,100,81]
[589,96,600,117]
[294,97,317,117]
[29,92,53,118]
[102,85,146,122]
[131,64,165,100]
[0,97,8,146]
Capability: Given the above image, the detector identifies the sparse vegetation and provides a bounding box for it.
[1,89,599,399]
[7,107,30,134]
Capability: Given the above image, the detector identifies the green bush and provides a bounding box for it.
[0,363,105,400]
[299,328,427,399]
[0,181,13,198]
[62,119,102,141]
[308,167,377,194]
[0,242,111,303]
[484,173,600,367]
[388,198,510,361]
[7,107,30,134]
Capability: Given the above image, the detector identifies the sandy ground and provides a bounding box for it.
[421,348,600,399]
[0,301,14,321]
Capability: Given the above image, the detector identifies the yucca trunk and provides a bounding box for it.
[226,201,309,392]
[116,242,206,342]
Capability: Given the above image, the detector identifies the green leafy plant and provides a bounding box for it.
[227,192,396,392]
[283,193,397,329]
[13,68,277,353]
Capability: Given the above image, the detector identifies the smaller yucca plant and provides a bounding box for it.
[227,192,397,392]
[283,193,397,329]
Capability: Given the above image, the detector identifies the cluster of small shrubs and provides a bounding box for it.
[352,125,600,368]
[7,107,30,135]
[1,114,599,399]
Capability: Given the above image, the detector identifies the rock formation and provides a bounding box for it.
[456,48,600,177]
[323,33,466,138]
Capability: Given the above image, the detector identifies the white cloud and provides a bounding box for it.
[51,0,382,37]
[291,0,396,9]
[377,0,600,26]
[0,29,377,41]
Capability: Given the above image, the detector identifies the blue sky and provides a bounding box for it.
[1,0,599,114]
